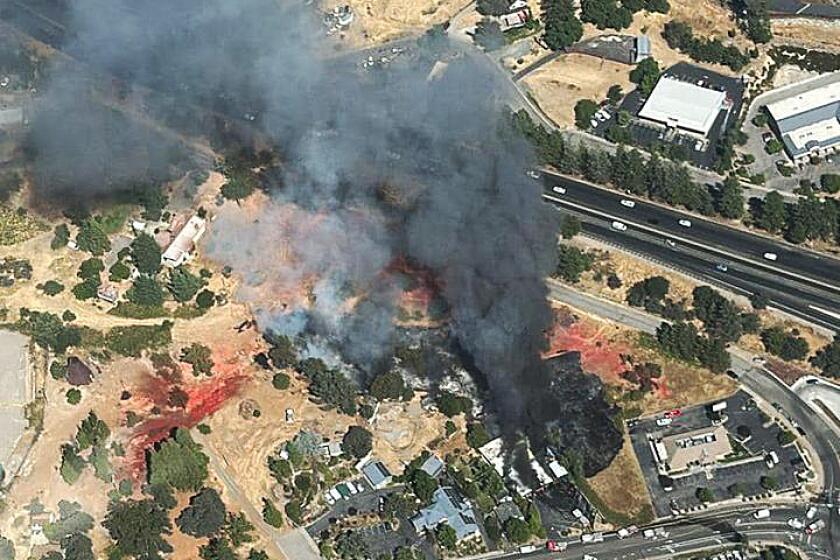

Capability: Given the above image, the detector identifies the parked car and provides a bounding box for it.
[806,519,825,535]
[620,199,636,208]
[546,540,567,552]
[762,132,774,143]
[787,518,804,530]
[665,239,677,248]
[678,219,692,227]
[753,508,771,519]
[806,506,818,519]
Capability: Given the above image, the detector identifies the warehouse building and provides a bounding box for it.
[638,76,728,137]
[766,79,840,164]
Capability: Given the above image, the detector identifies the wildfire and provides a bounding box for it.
[544,307,629,383]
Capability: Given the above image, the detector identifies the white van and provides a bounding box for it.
[753,508,771,520]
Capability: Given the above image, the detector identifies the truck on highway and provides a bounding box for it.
[581,532,604,544]
[806,519,825,535]
[518,545,537,553]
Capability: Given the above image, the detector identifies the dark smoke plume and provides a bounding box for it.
[28,0,621,474]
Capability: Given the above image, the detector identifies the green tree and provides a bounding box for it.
[196,289,216,309]
[131,233,162,275]
[176,488,227,537]
[223,512,255,548]
[52,223,70,250]
[574,99,599,129]
[756,191,787,233]
[76,220,111,256]
[181,344,214,376]
[335,531,368,560]
[285,500,304,526]
[66,388,82,405]
[473,19,506,51]
[60,444,86,484]
[717,175,744,219]
[341,426,373,459]
[812,336,840,378]
[760,476,779,491]
[248,550,269,560]
[409,470,439,504]
[476,0,512,15]
[126,276,165,308]
[466,422,491,449]
[542,0,583,51]
[76,411,110,451]
[261,499,283,528]
[435,391,472,417]
[199,537,237,560]
[148,428,209,492]
[435,524,458,551]
[607,84,623,105]
[820,173,840,194]
[695,487,714,502]
[40,280,65,296]
[62,532,94,560]
[109,261,131,282]
[629,58,661,96]
[581,0,633,29]
[560,215,582,239]
[103,499,173,560]
[72,280,99,301]
[272,373,290,390]
[169,267,205,303]
[220,171,257,203]
[370,370,406,401]
[504,517,532,543]
[555,245,594,283]
[78,258,104,283]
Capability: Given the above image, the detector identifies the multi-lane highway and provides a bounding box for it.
[511,505,834,560]
[541,172,840,332]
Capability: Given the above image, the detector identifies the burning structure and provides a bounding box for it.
[25,0,623,477]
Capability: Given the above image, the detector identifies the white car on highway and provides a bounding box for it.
[763,252,778,261]
[620,199,636,208]
[526,170,540,180]
[656,417,673,427]
[787,518,804,530]
[665,239,677,248]
[611,221,628,231]
[678,219,692,227]
[552,186,566,195]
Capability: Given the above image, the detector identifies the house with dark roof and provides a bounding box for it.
[411,487,482,543]
[65,357,94,386]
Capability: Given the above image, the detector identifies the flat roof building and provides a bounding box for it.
[653,424,732,474]
[638,76,727,137]
[766,78,840,163]
[361,460,392,489]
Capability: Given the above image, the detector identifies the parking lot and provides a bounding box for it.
[629,391,806,517]
[0,329,30,482]
[609,62,745,170]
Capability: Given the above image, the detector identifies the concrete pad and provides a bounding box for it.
[0,330,29,470]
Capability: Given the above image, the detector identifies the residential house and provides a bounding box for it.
[411,487,482,543]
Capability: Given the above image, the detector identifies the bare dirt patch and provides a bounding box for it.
[322,0,471,46]
[522,54,634,127]
[586,434,653,522]
[772,19,840,52]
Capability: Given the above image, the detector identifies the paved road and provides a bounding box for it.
[545,280,840,559]
[542,173,840,331]
[505,505,833,560]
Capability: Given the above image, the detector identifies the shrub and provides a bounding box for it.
[66,388,82,405]
[272,373,290,390]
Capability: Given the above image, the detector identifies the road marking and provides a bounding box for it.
[543,193,840,294]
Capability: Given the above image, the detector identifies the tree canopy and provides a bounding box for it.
[148,428,209,492]
[341,426,373,459]
[103,499,173,560]
[176,488,227,537]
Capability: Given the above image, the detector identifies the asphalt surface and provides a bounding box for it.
[545,282,840,560]
[542,172,840,332]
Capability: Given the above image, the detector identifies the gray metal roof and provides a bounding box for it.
[411,487,480,541]
[361,461,392,487]
[776,101,840,157]
[420,454,445,478]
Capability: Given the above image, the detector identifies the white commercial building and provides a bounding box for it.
[766,78,840,163]
[638,76,727,137]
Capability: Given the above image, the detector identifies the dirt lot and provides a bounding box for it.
[772,19,840,52]
[586,434,653,523]
[522,54,634,128]
[322,0,470,46]
[522,0,756,128]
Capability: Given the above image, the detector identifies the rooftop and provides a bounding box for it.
[638,76,727,135]
[766,78,840,158]
[656,424,732,473]
[767,79,840,122]
[411,487,481,542]
[420,454,445,478]
[361,460,392,488]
